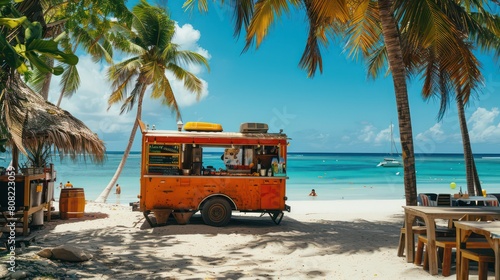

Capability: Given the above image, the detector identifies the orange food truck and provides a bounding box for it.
[138,120,290,227]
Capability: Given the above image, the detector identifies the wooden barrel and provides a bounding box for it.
[59,188,85,219]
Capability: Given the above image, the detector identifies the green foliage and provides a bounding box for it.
[0,1,78,77]
[0,15,26,28]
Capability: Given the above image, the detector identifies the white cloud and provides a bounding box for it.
[374,124,393,144]
[358,124,377,142]
[173,23,211,57]
[357,123,398,146]
[469,107,500,142]
[416,123,447,143]
[413,107,500,152]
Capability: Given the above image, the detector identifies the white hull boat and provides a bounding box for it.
[377,158,402,167]
[377,123,402,168]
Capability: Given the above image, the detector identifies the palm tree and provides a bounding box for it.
[398,3,500,196]
[184,0,499,205]
[95,0,209,203]
[349,1,500,196]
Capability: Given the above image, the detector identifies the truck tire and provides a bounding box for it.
[201,198,232,227]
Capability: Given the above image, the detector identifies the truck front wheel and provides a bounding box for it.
[201,198,232,227]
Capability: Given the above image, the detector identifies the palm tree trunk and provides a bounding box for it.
[56,78,69,107]
[456,97,475,195]
[472,158,482,195]
[40,58,54,100]
[456,96,483,196]
[95,87,146,203]
[378,0,417,206]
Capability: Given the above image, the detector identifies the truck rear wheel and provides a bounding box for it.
[201,198,232,227]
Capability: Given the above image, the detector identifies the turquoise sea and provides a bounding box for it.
[8,152,500,204]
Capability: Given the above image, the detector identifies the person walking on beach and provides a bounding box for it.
[115,184,121,194]
[309,189,317,196]
[65,181,73,188]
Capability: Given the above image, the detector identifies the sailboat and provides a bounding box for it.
[377,123,402,167]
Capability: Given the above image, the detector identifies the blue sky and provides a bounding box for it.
[48,1,500,154]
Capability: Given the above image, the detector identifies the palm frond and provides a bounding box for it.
[26,66,45,93]
[59,63,80,98]
[182,0,209,12]
[166,63,204,94]
[107,57,141,108]
[306,0,349,24]
[366,44,388,79]
[345,0,382,60]
[245,0,295,50]
[119,80,147,114]
[158,76,182,121]
[167,48,210,72]
[133,0,175,50]
[230,0,254,38]
[298,0,350,77]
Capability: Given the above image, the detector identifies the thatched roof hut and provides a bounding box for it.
[2,77,105,164]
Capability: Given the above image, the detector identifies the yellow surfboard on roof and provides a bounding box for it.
[183,122,223,132]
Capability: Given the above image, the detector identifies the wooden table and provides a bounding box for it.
[454,221,500,280]
[403,206,500,275]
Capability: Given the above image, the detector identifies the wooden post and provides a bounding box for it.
[12,145,18,172]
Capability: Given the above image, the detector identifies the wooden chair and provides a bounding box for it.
[416,213,495,276]
[397,225,427,257]
[415,235,490,276]
[460,248,495,280]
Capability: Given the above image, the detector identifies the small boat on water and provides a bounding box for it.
[377,123,402,167]
[377,157,402,167]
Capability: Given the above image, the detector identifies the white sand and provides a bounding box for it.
[30,199,451,279]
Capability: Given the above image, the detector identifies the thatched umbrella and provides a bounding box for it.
[2,76,105,168]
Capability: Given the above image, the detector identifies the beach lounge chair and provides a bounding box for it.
[436,193,452,206]
[486,194,499,207]
[419,193,437,206]
[489,193,500,202]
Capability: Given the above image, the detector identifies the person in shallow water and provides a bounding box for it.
[309,189,317,196]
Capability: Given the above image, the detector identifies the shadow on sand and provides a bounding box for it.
[14,210,408,279]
